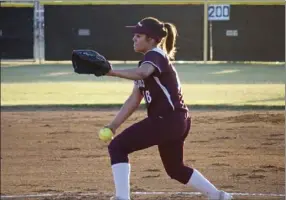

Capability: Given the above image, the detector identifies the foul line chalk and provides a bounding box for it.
[1,191,285,199]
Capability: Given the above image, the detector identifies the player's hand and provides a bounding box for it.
[104,124,116,135]
[106,69,115,76]
[71,50,112,77]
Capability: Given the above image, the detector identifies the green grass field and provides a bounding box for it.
[1,63,284,109]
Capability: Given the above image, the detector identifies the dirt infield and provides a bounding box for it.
[1,109,285,200]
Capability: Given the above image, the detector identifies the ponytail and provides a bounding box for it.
[162,22,178,60]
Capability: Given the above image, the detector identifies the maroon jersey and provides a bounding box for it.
[134,47,189,117]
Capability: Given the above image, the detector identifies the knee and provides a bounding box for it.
[108,139,121,156]
[165,166,181,180]
[108,139,129,165]
[165,165,193,184]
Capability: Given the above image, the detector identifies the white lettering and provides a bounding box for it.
[135,80,145,88]
[143,90,152,103]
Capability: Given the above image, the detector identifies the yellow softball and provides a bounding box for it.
[99,127,114,142]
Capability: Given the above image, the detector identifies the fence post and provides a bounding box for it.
[34,0,41,64]
[203,0,208,63]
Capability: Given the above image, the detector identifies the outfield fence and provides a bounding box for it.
[0,0,285,63]
[0,0,35,60]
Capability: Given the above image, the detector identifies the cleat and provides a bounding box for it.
[208,191,233,200]
[218,191,233,200]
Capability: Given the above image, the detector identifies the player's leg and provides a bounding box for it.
[158,140,224,199]
[108,116,177,200]
[158,119,232,199]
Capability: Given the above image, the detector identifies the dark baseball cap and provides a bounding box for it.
[126,19,167,42]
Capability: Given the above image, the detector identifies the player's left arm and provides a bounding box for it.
[107,63,155,80]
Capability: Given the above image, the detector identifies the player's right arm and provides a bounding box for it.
[106,84,143,134]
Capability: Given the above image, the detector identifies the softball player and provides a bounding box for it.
[106,17,233,200]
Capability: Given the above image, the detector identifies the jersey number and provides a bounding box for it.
[143,90,152,103]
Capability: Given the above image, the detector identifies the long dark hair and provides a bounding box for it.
[161,22,177,60]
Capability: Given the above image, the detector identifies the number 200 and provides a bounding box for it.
[208,5,230,19]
